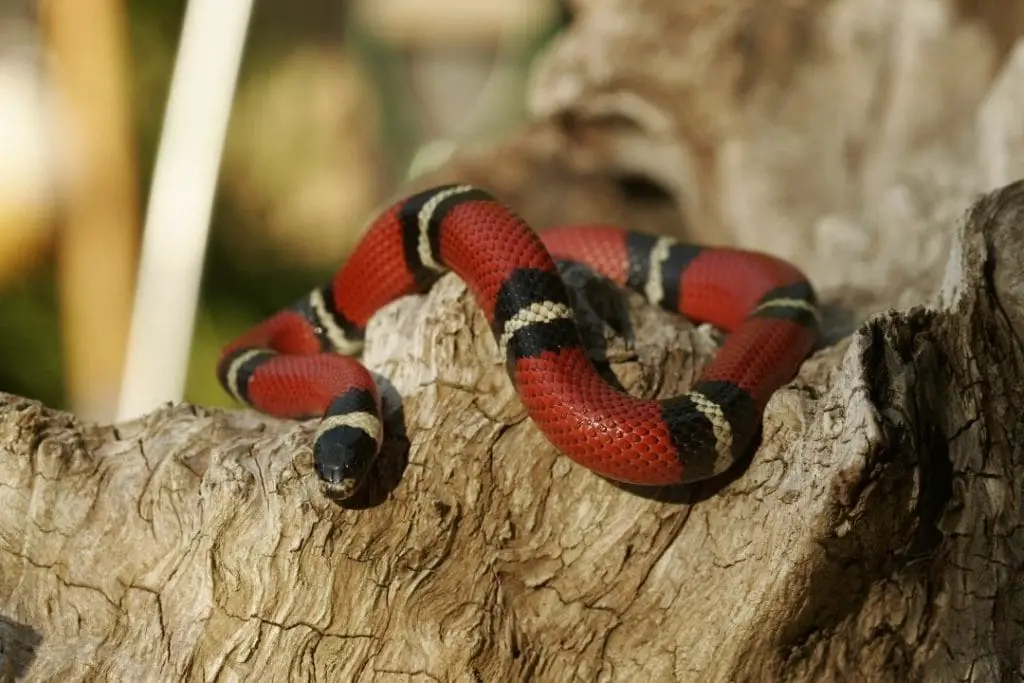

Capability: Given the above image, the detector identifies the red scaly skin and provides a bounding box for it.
[220,312,380,419]
[330,203,420,328]
[217,186,819,494]
[436,204,695,484]
[539,225,815,410]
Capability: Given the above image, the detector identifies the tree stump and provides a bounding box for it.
[3,0,1024,680]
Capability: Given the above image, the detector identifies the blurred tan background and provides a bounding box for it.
[0,0,566,420]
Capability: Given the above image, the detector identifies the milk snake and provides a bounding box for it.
[217,184,819,498]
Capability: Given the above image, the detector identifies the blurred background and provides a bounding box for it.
[0,0,568,422]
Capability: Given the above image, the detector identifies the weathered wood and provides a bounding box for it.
[2,1,1024,680]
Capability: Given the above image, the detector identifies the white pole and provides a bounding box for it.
[116,0,254,420]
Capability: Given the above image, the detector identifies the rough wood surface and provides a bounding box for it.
[3,1,1024,681]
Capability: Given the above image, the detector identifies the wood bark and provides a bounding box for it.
[4,1,1024,681]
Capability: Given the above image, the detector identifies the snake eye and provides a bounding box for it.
[313,424,378,499]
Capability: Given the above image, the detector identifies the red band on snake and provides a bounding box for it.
[217,184,819,498]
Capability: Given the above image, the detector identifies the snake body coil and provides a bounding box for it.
[217,184,819,498]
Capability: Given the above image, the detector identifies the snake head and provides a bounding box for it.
[313,416,381,500]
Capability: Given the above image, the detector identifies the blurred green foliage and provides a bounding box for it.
[0,269,64,407]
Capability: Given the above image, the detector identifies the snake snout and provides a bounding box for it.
[313,424,378,499]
